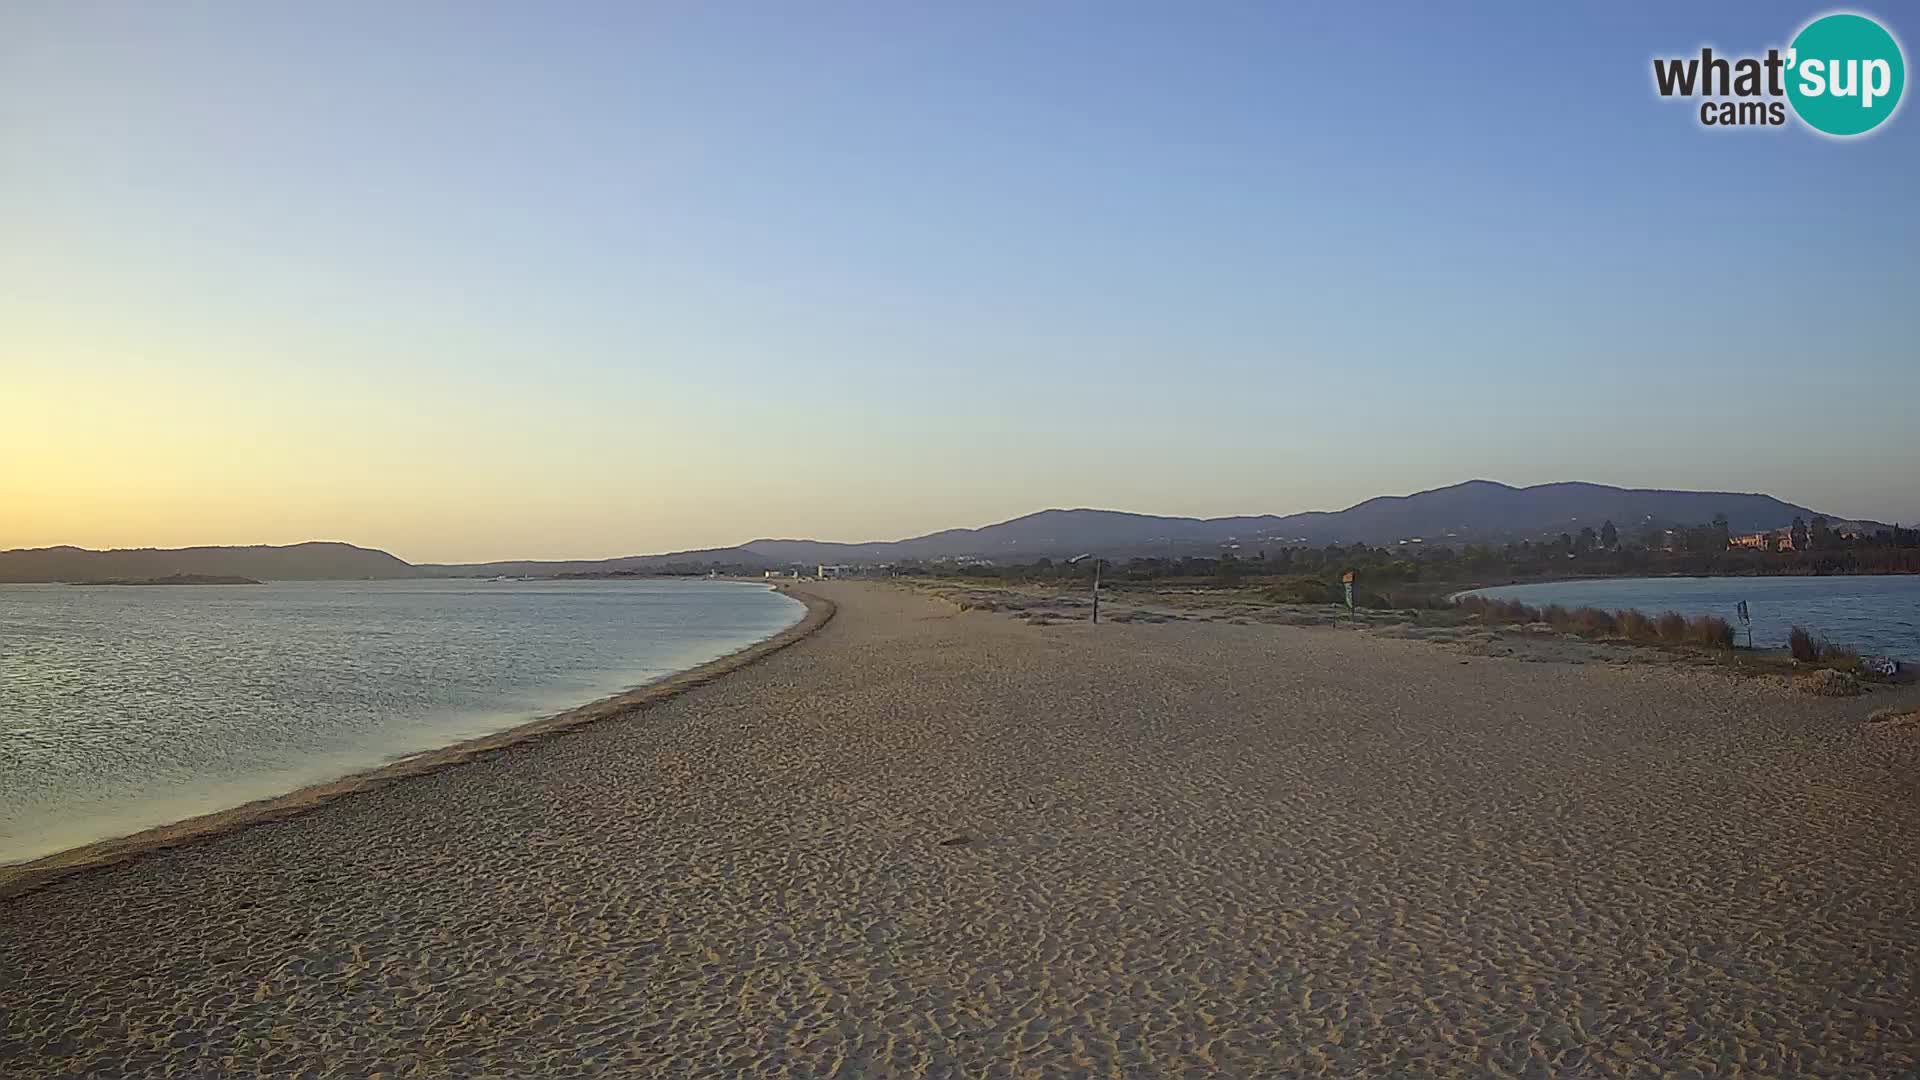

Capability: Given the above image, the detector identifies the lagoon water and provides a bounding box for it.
[0,579,804,865]
[1467,576,1920,661]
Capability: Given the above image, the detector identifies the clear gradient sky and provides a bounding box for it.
[4,2,1915,563]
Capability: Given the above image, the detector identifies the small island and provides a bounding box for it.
[71,574,265,586]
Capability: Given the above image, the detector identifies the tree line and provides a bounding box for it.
[899,513,1920,588]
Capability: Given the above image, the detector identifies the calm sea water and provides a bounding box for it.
[1467,576,1920,660]
[0,579,804,865]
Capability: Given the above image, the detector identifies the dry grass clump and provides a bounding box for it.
[1617,609,1656,641]
[1789,625,1818,661]
[1456,596,1733,650]
[1458,597,1540,624]
[1686,615,1735,649]
[1867,707,1919,730]
[1786,625,1859,669]
[1573,607,1616,636]
[1796,668,1866,697]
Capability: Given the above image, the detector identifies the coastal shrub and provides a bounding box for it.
[1455,595,1575,629]
[1788,625,1818,661]
[1457,598,1733,650]
[1264,577,1341,605]
[1784,625,1857,666]
[1485,598,1541,624]
[1572,607,1616,637]
[1688,615,1734,649]
[1617,609,1656,641]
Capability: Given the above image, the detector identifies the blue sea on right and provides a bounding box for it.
[1465,576,1920,661]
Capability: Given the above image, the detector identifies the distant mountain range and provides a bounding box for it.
[1,481,1877,582]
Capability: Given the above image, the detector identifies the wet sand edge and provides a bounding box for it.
[0,585,835,901]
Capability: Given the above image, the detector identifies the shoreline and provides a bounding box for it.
[908,578,1919,689]
[1435,572,1919,604]
[1452,575,1915,660]
[0,585,834,901]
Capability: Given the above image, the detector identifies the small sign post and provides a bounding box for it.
[1736,599,1752,648]
[1341,570,1356,614]
[1067,553,1101,624]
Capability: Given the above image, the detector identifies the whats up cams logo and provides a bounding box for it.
[1653,11,1906,136]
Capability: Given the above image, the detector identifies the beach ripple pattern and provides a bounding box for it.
[3,583,1918,1077]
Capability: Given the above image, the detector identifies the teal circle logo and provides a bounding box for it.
[1786,13,1905,136]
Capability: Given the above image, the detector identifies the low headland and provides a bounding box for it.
[70,573,264,586]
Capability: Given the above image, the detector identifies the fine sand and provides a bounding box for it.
[3,581,1918,1077]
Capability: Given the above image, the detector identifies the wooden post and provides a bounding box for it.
[1092,559,1101,624]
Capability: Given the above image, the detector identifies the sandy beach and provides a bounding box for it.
[3,580,1918,1077]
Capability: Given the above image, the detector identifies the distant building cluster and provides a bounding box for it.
[763,565,858,580]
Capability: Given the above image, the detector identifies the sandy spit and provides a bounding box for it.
[3,581,1917,1078]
